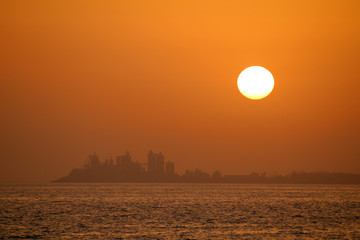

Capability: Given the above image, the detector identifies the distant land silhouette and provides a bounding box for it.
[53,151,360,184]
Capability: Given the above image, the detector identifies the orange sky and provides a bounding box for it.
[1,0,360,183]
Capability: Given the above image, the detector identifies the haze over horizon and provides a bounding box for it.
[1,1,360,183]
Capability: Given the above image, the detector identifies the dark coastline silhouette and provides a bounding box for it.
[53,151,360,184]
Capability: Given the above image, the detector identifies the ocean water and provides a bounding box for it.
[1,184,360,239]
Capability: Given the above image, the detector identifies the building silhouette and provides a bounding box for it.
[147,150,165,175]
[116,150,132,170]
[53,150,360,184]
[165,161,175,175]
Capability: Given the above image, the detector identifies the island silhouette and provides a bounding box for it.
[53,151,360,184]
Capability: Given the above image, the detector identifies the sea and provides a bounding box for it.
[1,183,360,239]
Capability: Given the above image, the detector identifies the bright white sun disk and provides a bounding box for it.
[237,66,274,100]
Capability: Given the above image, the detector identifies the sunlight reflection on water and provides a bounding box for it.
[1,183,360,239]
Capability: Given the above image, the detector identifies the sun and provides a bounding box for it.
[237,66,274,100]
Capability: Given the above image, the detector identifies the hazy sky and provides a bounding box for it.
[1,0,360,183]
